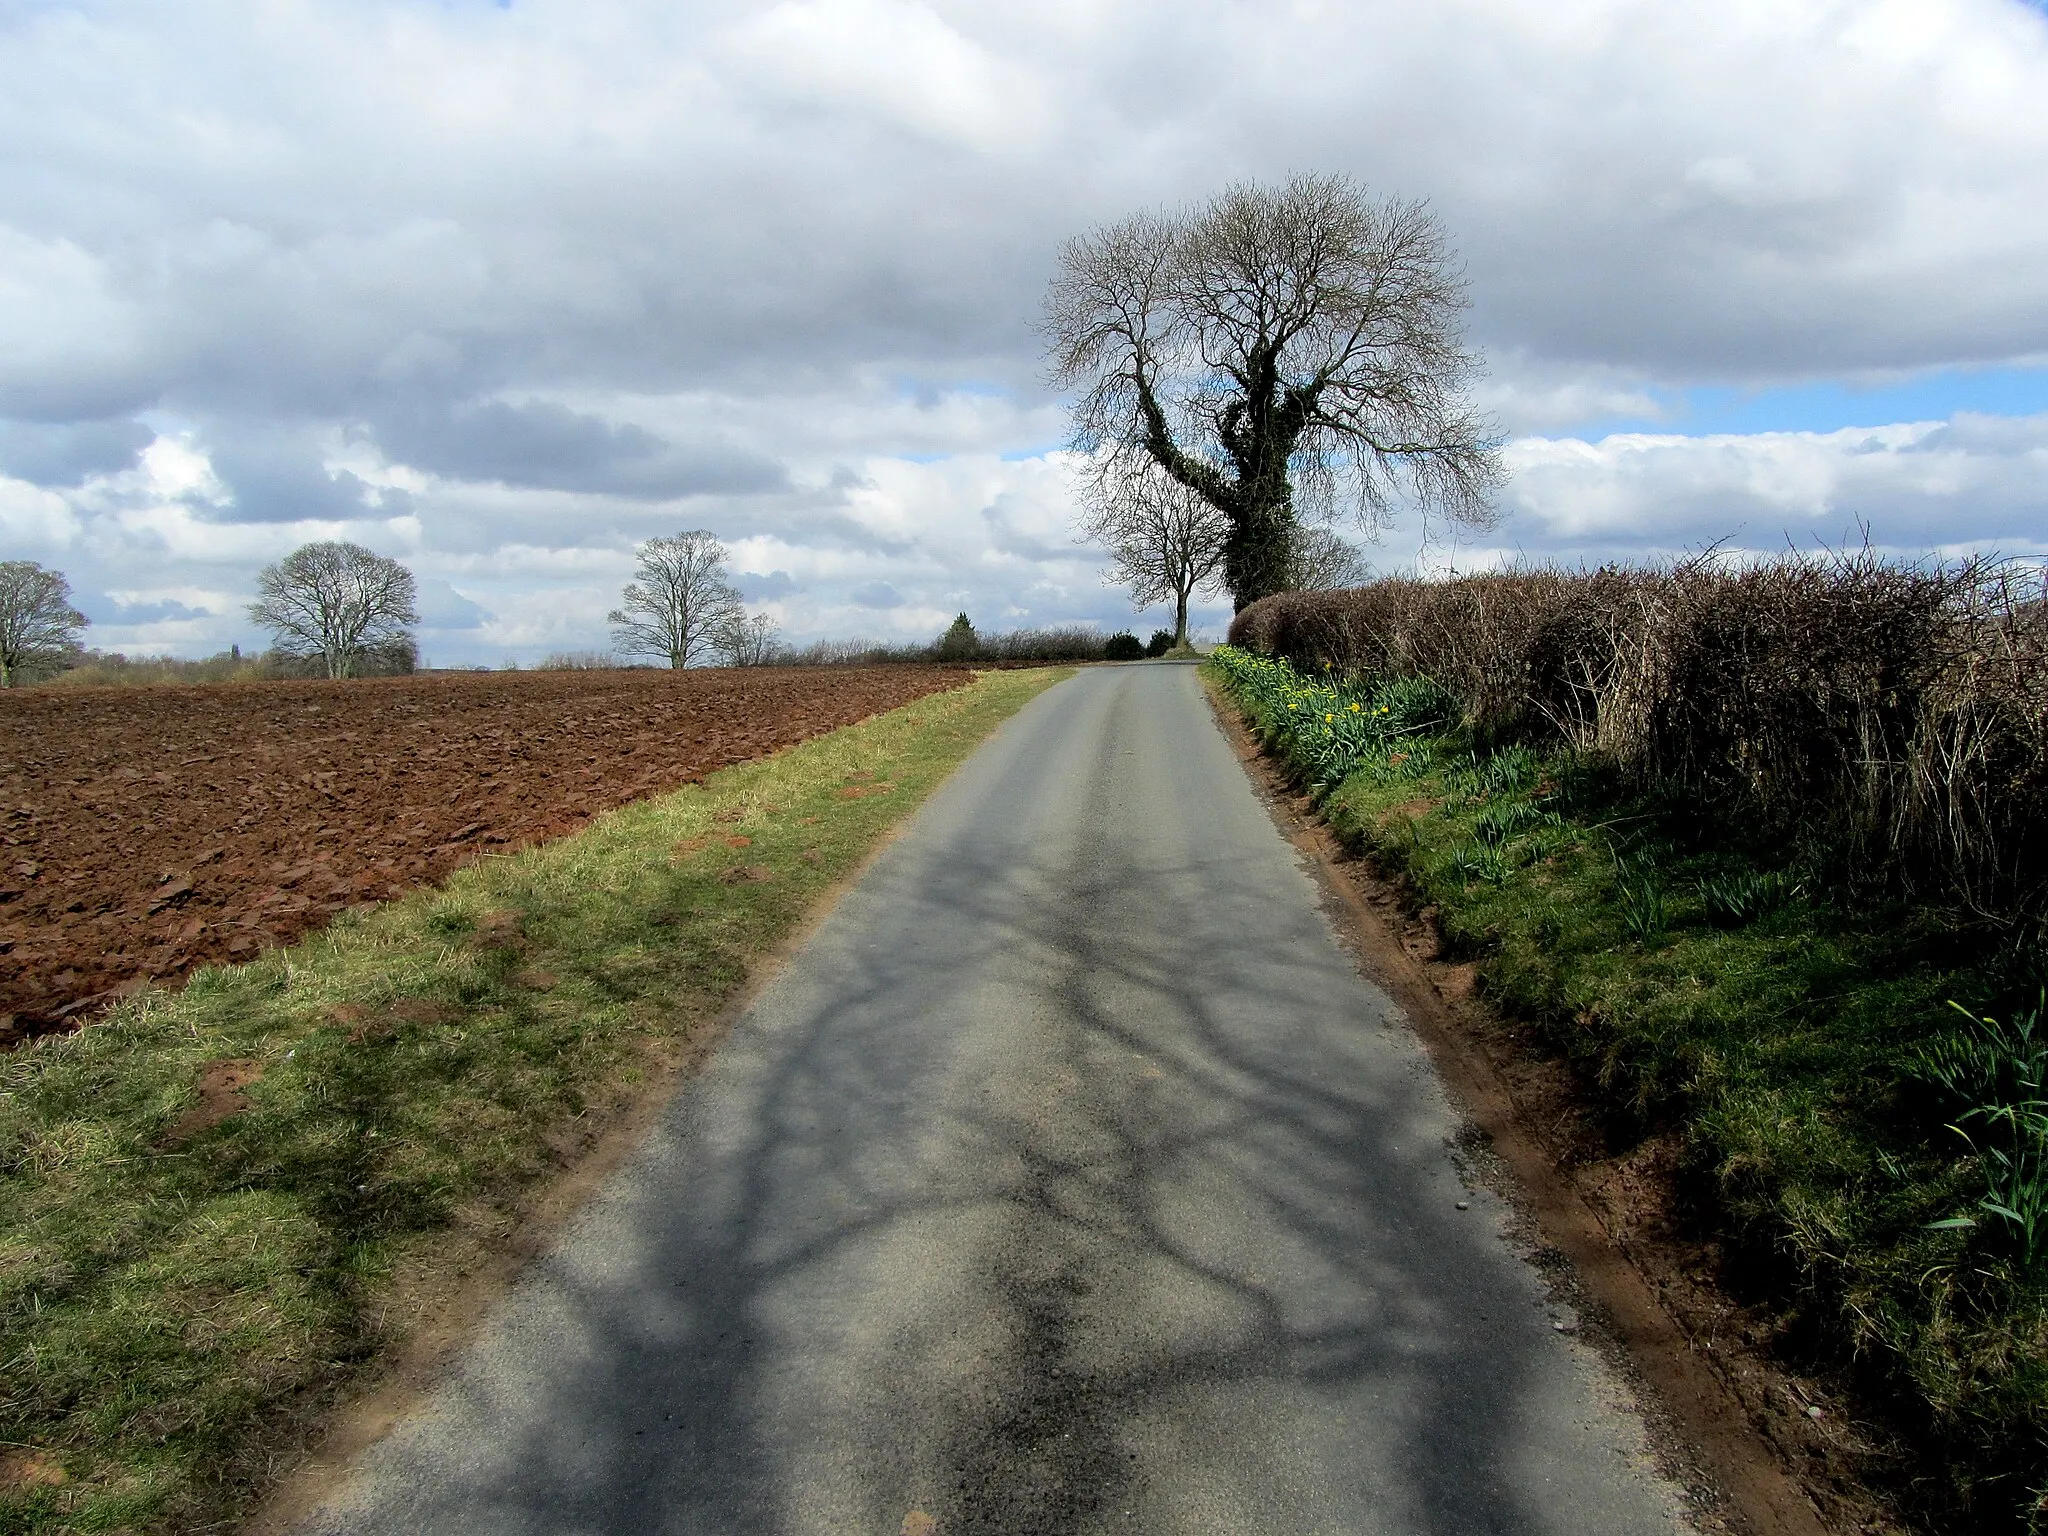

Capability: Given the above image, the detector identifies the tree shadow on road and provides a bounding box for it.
[314,671,1648,1536]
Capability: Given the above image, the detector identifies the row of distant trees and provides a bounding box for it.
[2,504,1355,687]
[0,531,789,686]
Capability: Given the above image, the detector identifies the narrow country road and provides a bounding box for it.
[299,662,1692,1536]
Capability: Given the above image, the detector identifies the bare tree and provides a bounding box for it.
[719,610,785,667]
[1077,460,1229,647]
[1283,524,1371,591]
[247,541,419,680]
[608,530,744,669]
[1044,173,1502,610]
[0,561,89,687]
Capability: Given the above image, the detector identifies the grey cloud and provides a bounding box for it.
[0,417,151,486]
[415,577,488,630]
[201,426,392,524]
[371,399,788,498]
[738,569,800,599]
[981,492,1075,562]
[849,580,902,608]
[4,2,2044,439]
[93,595,213,623]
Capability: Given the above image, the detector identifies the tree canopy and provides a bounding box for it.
[1077,461,1229,646]
[608,531,746,669]
[0,561,89,687]
[1045,173,1501,609]
[248,542,419,680]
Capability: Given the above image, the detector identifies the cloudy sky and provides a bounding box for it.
[3,0,2046,664]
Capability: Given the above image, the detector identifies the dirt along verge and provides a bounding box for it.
[1206,680,1904,1536]
[0,666,970,1042]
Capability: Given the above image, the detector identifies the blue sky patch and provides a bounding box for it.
[1563,364,2048,441]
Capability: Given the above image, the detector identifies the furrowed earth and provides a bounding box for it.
[0,665,971,1042]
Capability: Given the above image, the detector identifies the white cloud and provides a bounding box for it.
[1499,412,2048,556]
[716,0,1056,154]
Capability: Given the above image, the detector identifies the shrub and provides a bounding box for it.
[976,627,1114,663]
[1103,632,1146,661]
[1145,629,1176,657]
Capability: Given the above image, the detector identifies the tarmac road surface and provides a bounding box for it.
[299,661,1693,1536]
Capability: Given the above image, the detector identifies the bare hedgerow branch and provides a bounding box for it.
[1044,174,1502,611]
[1282,525,1372,591]
[718,610,785,667]
[1230,551,2048,930]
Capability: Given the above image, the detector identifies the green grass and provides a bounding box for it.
[1207,646,2048,1533]
[0,666,1068,1534]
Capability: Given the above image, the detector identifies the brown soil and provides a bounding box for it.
[160,1058,265,1144]
[1207,683,1908,1536]
[0,1448,68,1491]
[0,666,969,1042]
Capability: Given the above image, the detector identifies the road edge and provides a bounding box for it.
[1199,673,1835,1536]
[239,668,1075,1536]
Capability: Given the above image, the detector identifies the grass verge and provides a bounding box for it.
[0,666,1068,1534]
[1207,646,2047,1533]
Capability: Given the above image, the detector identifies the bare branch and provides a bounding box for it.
[1075,458,1230,646]
[1281,525,1372,591]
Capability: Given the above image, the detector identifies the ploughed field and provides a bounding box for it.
[0,665,970,1042]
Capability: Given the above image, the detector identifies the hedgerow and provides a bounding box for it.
[1229,552,2048,932]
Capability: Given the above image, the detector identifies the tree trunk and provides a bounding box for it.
[1139,354,1312,611]
[1223,496,1296,611]
[1173,586,1190,648]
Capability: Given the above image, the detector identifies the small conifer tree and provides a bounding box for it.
[936,613,979,660]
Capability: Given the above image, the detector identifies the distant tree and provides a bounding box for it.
[247,542,418,680]
[1044,172,1501,610]
[1078,461,1228,647]
[538,650,623,671]
[719,610,784,667]
[1283,525,1371,591]
[608,530,744,669]
[0,561,89,687]
[935,613,979,660]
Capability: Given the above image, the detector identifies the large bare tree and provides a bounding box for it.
[247,541,418,680]
[1044,173,1501,609]
[609,530,745,669]
[0,561,88,687]
[1078,461,1229,647]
